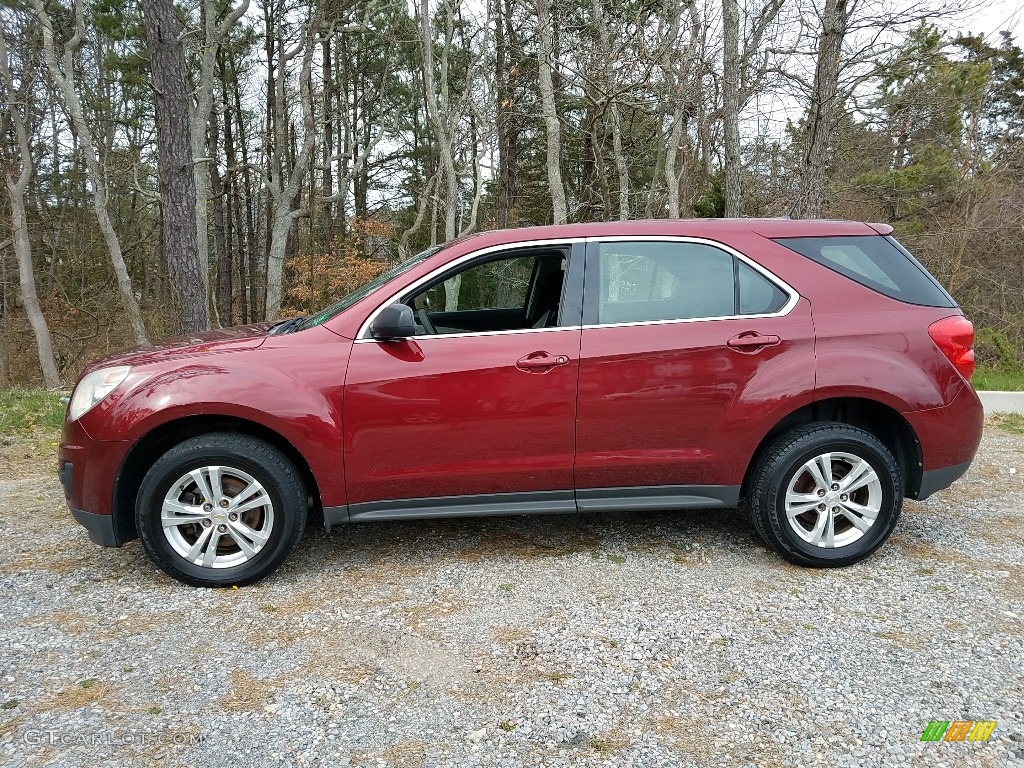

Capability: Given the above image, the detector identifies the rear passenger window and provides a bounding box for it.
[594,241,790,324]
[597,242,733,324]
[738,261,788,314]
[775,235,955,307]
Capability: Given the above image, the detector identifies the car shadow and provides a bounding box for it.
[289,506,758,574]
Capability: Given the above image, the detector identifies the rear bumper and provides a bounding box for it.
[904,383,984,500]
[916,460,972,501]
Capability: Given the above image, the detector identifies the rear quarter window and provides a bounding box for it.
[774,235,955,308]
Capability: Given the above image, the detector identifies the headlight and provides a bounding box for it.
[69,366,131,421]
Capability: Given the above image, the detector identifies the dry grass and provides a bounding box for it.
[352,740,427,767]
[403,595,466,633]
[288,645,377,688]
[871,630,924,650]
[0,529,101,575]
[48,679,113,710]
[219,669,279,712]
[0,714,25,742]
[969,513,1024,548]
[490,626,534,646]
[654,715,715,762]
[994,564,1024,601]
[986,413,1024,434]
[20,611,96,636]
[889,537,980,568]
[0,431,60,482]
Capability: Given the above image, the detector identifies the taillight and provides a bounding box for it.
[928,315,975,381]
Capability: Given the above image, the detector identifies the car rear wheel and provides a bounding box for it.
[748,423,902,567]
[136,433,306,587]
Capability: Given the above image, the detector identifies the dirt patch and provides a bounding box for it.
[0,433,58,483]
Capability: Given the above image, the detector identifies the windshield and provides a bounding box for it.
[297,245,444,330]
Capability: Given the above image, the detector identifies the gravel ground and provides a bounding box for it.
[0,425,1021,768]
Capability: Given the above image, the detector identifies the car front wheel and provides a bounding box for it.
[135,433,307,587]
[749,423,903,567]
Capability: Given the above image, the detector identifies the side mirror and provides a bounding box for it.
[370,304,416,341]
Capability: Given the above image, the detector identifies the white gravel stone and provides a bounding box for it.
[0,427,1022,766]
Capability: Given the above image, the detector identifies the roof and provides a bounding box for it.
[459,219,891,248]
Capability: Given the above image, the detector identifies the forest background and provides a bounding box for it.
[1,0,1022,388]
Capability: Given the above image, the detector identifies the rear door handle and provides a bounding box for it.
[516,352,569,372]
[727,333,781,351]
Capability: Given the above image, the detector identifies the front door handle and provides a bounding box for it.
[516,352,569,372]
[727,333,781,352]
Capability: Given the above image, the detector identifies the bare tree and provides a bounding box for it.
[661,0,702,219]
[592,0,629,219]
[263,23,317,321]
[419,0,460,242]
[31,0,149,345]
[190,0,250,327]
[399,173,437,259]
[790,0,848,217]
[537,0,568,223]
[724,0,787,217]
[494,0,523,228]
[0,25,59,387]
[723,0,742,216]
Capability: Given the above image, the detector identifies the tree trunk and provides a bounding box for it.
[792,0,848,218]
[322,37,334,243]
[190,0,250,328]
[210,100,231,323]
[722,0,742,217]
[593,0,629,220]
[399,171,436,259]
[31,0,148,345]
[263,26,317,321]
[141,0,210,333]
[665,106,686,219]
[419,0,459,241]
[536,0,568,223]
[1,27,60,387]
[224,74,246,325]
[460,112,484,236]
[228,50,257,322]
[494,0,521,228]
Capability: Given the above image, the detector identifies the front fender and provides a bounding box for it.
[82,331,351,507]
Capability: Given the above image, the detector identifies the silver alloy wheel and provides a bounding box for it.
[161,466,275,568]
[784,451,882,548]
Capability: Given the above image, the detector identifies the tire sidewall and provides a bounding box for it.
[767,433,901,565]
[137,440,301,586]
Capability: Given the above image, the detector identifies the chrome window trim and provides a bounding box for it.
[354,237,586,342]
[583,235,799,329]
[353,234,799,342]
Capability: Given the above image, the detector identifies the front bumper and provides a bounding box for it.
[71,506,123,547]
[59,417,134,547]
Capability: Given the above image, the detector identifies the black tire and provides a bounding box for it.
[136,433,307,587]
[748,423,902,567]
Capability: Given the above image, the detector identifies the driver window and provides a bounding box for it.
[409,251,566,336]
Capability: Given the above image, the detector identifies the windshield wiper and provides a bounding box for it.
[268,317,306,335]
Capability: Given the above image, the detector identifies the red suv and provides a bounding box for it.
[59,220,983,586]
